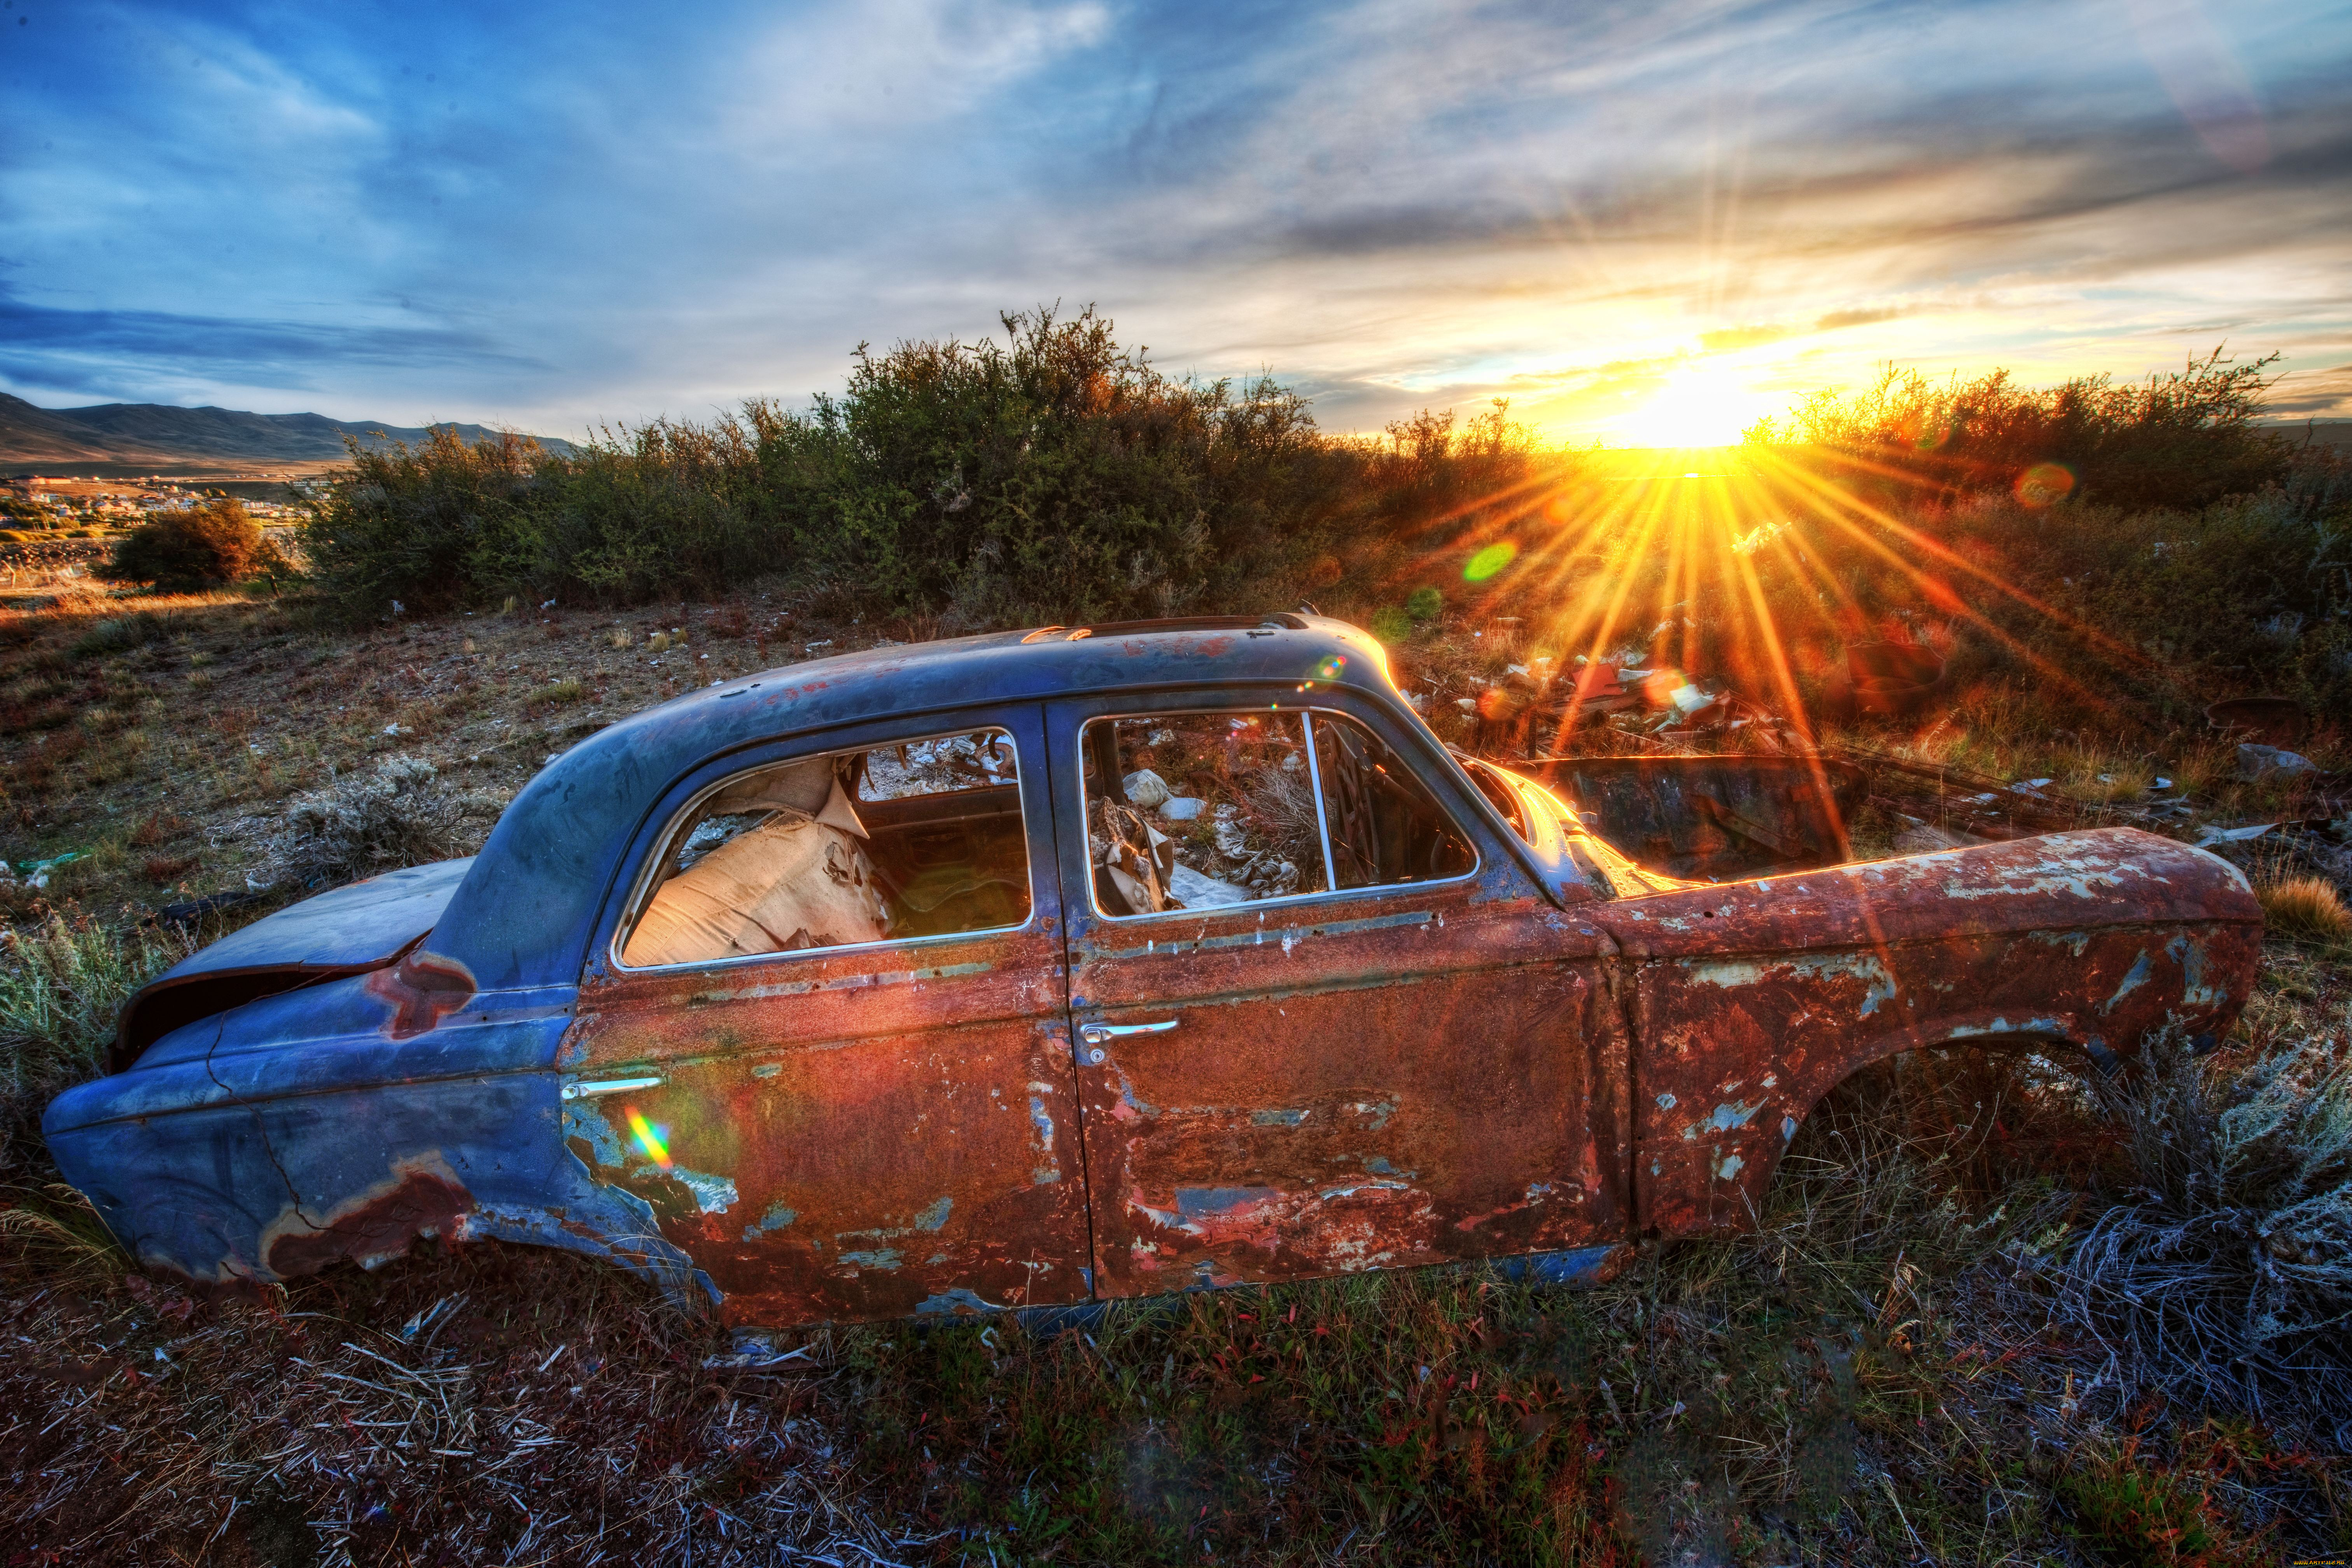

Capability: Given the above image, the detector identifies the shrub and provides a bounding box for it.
[68,612,166,661]
[0,910,188,1164]
[2059,1027,2352,1445]
[1746,348,2293,511]
[101,498,262,589]
[278,755,501,888]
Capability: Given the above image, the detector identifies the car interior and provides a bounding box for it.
[1081,707,1474,918]
[622,729,1033,966]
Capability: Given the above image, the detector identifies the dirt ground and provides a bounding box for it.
[3,572,2349,1565]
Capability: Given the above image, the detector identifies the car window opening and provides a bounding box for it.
[1081,709,1474,919]
[622,728,1031,967]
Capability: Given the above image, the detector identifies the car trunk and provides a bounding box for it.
[111,858,474,1072]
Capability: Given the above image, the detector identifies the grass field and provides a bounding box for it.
[3,379,2350,1560]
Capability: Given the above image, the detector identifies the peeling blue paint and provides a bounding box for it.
[1176,1186,1279,1219]
[2102,950,2152,1015]
[916,1286,1006,1315]
[670,1168,738,1214]
[743,1203,797,1240]
[914,1195,953,1232]
[1251,1108,1310,1126]
[838,1248,903,1270]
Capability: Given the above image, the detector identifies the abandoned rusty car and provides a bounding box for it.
[45,616,2263,1325]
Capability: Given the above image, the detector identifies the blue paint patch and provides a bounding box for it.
[838,1248,903,1270]
[1655,1092,1677,1110]
[670,1168,737,1214]
[916,1287,1004,1316]
[2102,950,2152,1015]
[1715,1153,1745,1180]
[1495,1246,1621,1286]
[1251,1108,1309,1126]
[914,1195,953,1232]
[1176,1186,1279,1219]
[1705,1100,1763,1133]
[1363,1156,1395,1175]
[562,1097,630,1167]
[743,1203,797,1239]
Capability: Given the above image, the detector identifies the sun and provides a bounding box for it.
[1612,368,1772,448]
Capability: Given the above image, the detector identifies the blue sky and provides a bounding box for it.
[3,0,2347,441]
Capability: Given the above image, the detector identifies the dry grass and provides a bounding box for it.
[2260,873,2352,947]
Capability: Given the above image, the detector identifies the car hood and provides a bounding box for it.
[111,858,474,1071]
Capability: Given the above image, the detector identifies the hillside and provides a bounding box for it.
[0,392,572,474]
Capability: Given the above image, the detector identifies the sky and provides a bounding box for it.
[2,0,2348,444]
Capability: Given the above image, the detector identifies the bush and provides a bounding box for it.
[0,910,187,1167]
[1746,348,2294,511]
[101,498,262,589]
[2059,1027,2352,1446]
[301,307,1545,625]
[278,755,500,888]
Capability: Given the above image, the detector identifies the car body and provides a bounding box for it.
[44,615,2263,1325]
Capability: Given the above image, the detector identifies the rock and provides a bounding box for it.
[2238,743,2315,782]
[1160,796,1204,821]
[1122,769,1171,808]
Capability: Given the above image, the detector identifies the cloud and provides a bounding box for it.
[0,287,539,401]
[2,0,2347,429]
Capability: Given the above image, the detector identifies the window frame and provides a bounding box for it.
[607,721,1040,975]
[1074,701,1481,925]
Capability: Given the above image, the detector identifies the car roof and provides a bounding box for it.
[429,614,1402,991]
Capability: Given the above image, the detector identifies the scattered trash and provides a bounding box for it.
[2237,743,2315,783]
[704,1329,817,1370]
[1121,769,1172,809]
[383,722,403,736]
[2207,696,2309,748]
[144,890,264,928]
[12,849,87,889]
[1160,796,1205,821]
[2196,821,2284,849]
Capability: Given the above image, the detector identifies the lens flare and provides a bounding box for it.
[625,1105,672,1170]
[1464,542,1517,581]
[2014,462,2076,507]
[1315,654,1347,679]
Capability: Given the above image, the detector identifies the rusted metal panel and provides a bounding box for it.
[552,703,1094,1326]
[563,920,1094,1325]
[1065,877,1632,1292]
[1050,691,1634,1296]
[1594,830,2263,1233]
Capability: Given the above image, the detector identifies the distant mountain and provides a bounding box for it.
[0,393,573,472]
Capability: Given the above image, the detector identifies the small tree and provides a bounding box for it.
[103,497,264,589]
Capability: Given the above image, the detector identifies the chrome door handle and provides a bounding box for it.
[1079,1019,1178,1047]
[560,1074,664,1101]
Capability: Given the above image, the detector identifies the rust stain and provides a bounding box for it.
[364,949,479,1040]
[261,1152,476,1277]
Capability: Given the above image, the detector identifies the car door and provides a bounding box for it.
[1048,686,1632,1297]
[562,704,1093,1325]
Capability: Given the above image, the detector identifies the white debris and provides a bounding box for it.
[2238,744,2315,782]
